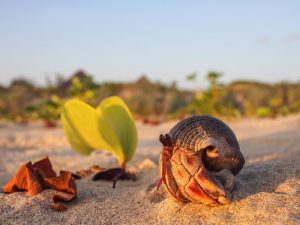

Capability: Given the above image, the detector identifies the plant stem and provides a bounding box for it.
[118,161,126,169]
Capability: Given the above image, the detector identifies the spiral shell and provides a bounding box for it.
[169,115,244,174]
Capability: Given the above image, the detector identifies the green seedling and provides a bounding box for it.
[61,96,137,169]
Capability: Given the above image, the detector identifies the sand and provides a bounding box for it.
[0,115,299,225]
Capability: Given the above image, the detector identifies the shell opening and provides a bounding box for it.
[205,146,219,158]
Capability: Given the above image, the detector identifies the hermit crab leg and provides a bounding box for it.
[157,134,174,190]
[157,148,172,190]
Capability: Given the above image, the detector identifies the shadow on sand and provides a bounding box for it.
[233,129,300,200]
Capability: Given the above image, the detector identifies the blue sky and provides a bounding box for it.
[0,0,300,89]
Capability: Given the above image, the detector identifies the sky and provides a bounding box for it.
[0,0,300,89]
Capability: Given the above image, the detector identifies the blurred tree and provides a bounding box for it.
[206,71,223,114]
[186,72,197,81]
[206,71,222,88]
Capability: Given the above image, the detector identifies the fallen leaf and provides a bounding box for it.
[2,156,77,211]
[92,167,136,188]
[45,171,76,202]
[72,165,105,179]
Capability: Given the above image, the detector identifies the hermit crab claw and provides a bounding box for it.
[172,148,233,205]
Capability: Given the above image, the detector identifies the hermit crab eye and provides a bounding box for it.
[205,146,219,158]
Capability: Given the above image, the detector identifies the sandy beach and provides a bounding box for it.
[0,115,300,225]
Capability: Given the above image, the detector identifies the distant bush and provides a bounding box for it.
[256,107,271,118]
[25,95,63,127]
[290,100,300,112]
[280,106,289,116]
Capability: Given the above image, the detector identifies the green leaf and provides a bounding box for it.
[97,96,138,162]
[61,97,138,165]
[61,99,123,161]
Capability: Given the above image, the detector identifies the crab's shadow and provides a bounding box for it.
[232,129,300,200]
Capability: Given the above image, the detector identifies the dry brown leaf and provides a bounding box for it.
[2,156,77,211]
[73,165,105,179]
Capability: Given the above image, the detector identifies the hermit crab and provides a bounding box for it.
[157,115,245,206]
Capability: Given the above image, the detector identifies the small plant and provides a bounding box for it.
[61,96,137,171]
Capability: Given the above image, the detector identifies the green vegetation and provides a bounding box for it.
[186,71,241,117]
[25,95,63,127]
[61,96,137,168]
[0,70,300,124]
[256,107,272,118]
